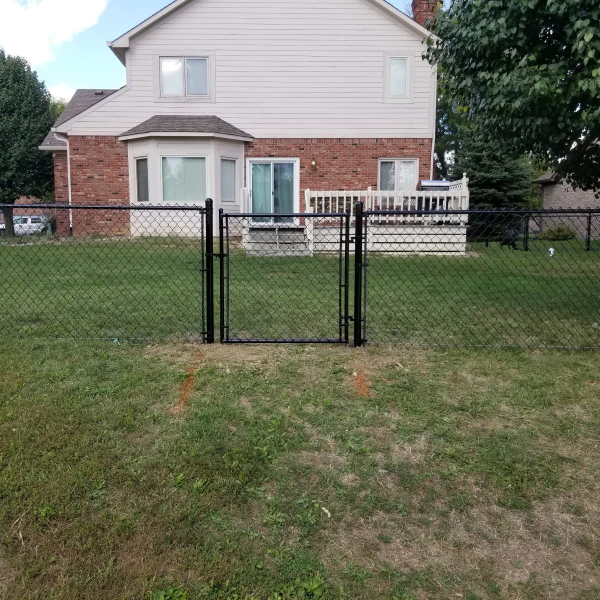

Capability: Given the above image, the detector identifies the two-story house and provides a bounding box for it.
[41,0,439,232]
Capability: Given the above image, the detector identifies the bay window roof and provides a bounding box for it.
[119,115,254,142]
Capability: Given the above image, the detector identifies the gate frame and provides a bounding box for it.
[218,211,352,344]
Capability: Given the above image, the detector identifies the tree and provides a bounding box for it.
[451,126,534,208]
[0,49,54,236]
[50,97,67,123]
[434,71,467,180]
[426,0,600,191]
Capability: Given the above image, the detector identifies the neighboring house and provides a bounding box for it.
[535,172,599,211]
[40,0,442,235]
[534,171,599,240]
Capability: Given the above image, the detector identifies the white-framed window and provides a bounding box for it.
[135,157,149,203]
[161,156,207,203]
[378,159,418,191]
[389,57,408,97]
[247,158,300,220]
[383,52,412,102]
[160,56,209,97]
[220,158,237,203]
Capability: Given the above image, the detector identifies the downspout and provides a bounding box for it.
[54,133,73,235]
[429,66,438,180]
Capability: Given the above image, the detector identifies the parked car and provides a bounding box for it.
[0,216,51,236]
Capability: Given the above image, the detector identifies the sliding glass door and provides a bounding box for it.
[250,160,296,223]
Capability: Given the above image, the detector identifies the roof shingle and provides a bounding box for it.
[120,115,253,140]
[40,131,67,149]
[40,88,119,151]
[55,89,118,127]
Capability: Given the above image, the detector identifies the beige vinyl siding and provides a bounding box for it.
[62,0,435,139]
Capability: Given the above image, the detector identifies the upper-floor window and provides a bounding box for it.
[160,57,208,97]
[383,52,412,103]
[389,57,407,97]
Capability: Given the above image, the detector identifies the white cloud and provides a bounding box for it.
[0,0,108,66]
[49,82,75,100]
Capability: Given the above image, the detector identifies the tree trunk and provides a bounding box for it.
[1,204,15,237]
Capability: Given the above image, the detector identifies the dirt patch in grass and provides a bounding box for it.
[113,529,193,587]
[340,473,361,488]
[173,360,204,415]
[390,434,430,465]
[321,488,599,598]
[296,450,347,472]
[145,343,207,370]
[353,369,372,398]
[147,342,294,378]
[0,555,17,600]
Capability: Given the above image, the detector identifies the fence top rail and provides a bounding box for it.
[228,212,349,218]
[0,203,208,212]
[366,208,600,216]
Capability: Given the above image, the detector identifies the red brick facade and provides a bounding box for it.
[53,135,433,231]
[53,152,70,235]
[246,137,433,211]
[69,136,130,235]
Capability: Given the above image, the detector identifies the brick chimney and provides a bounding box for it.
[412,0,438,29]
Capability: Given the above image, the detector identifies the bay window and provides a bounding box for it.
[220,159,237,203]
[162,157,206,203]
[136,158,149,203]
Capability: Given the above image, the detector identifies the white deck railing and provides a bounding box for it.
[239,174,469,225]
[305,174,470,224]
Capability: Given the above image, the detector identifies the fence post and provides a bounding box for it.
[219,208,226,342]
[343,210,351,344]
[586,212,592,252]
[523,213,530,252]
[205,199,215,344]
[353,201,364,347]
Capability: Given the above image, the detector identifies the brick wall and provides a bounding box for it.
[69,136,130,235]
[245,138,433,211]
[50,136,433,231]
[53,152,70,235]
[542,182,599,211]
[540,182,600,240]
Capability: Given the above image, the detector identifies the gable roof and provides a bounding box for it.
[108,0,433,64]
[54,89,118,127]
[534,171,560,185]
[119,115,254,141]
[40,89,118,151]
[40,131,67,151]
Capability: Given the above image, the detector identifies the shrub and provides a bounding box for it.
[539,225,576,241]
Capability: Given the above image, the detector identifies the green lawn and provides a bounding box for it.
[1,340,599,599]
[0,236,599,347]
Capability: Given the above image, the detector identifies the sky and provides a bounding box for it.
[0,0,409,101]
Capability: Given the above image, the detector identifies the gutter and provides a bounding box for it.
[54,133,73,235]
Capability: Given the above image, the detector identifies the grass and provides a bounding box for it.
[1,340,600,599]
[0,236,599,346]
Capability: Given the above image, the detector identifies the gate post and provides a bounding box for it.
[353,201,364,347]
[205,199,215,344]
[219,208,226,342]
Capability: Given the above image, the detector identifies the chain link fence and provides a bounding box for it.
[363,209,600,348]
[1,203,598,348]
[0,205,208,341]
